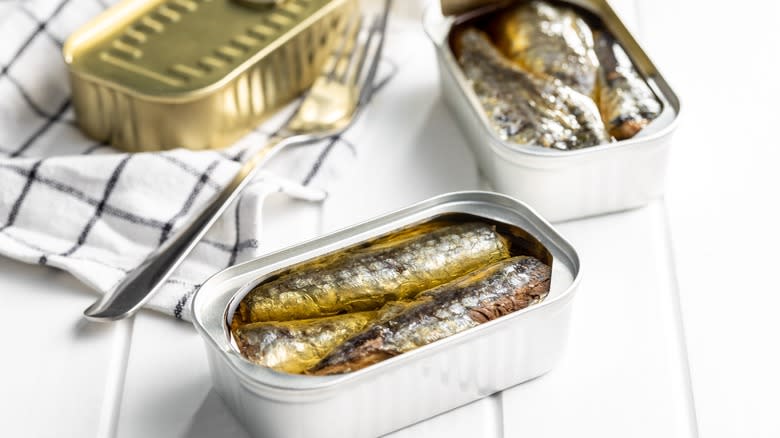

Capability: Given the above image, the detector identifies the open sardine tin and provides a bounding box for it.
[426,0,681,222]
[192,192,581,438]
[63,0,358,152]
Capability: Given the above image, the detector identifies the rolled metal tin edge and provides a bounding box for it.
[440,0,505,16]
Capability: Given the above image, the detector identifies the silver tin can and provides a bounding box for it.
[424,1,681,222]
[192,191,581,438]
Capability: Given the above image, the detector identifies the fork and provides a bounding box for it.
[83,0,391,322]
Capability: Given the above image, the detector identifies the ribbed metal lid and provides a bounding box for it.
[66,0,335,96]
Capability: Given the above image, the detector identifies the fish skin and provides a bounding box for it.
[594,31,662,140]
[491,1,600,96]
[455,27,608,150]
[233,311,378,374]
[309,256,551,375]
[238,222,511,323]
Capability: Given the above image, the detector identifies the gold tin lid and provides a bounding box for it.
[66,0,340,100]
[63,0,357,151]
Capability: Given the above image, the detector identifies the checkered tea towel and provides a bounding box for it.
[0,0,399,320]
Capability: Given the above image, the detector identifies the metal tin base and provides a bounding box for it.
[192,191,581,438]
[424,1,681,222]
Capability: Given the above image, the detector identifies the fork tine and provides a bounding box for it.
[342,16,376,87]
[355,0,391,105]
[326,12,362,81]
[281,0,390,140]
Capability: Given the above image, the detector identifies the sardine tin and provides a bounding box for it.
[192,191,581,438]
[425,0,681,222]
[63,0,358,152]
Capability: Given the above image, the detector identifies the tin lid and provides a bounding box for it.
[64,0,337,98]
[440,0,504,16]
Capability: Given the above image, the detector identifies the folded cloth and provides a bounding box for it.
[0,0,399,320]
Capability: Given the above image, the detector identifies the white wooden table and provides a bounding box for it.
[2,1,778,437]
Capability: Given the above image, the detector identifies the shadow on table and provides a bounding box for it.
[182,389,250,438]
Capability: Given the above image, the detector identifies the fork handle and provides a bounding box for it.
[83,136,285,322]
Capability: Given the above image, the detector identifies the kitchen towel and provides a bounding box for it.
[0,0,400,320]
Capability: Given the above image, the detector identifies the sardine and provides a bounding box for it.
[237,222,511,323]
[233,311,378,374]
[491,1,600,96]
[309,256,551,375]
[454,27,608,150]
[594,31,662,139]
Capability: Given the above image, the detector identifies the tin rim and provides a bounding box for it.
[192,191,582,395]
[422,1,682,160]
